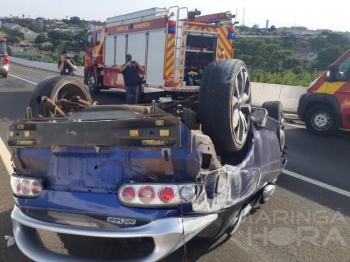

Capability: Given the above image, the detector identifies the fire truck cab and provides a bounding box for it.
[298,48,350,135]
[84,7,236,100]
[0,37,9,78]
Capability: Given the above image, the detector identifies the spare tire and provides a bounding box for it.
[262,101,285,151]
[198,59,252,152]
[29,75,92,117]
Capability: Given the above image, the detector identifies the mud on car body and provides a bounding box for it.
[8,59,287,261]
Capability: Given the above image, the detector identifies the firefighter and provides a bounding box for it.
[58,50,76,76]
[120,54,144,104]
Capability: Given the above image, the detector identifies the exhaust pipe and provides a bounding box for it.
[262,184,276,199]
[261,183,276,203]
[228,184,276,236]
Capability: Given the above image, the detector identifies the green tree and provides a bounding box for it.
[309,37,327,51]
[263,43,291,72]
[284,57,303,69]
[74,54,84,66]
[5,29,24,43]
[234,38,293,72]
[326,33,349,46]
[12,36,22,43]
[69,16,84,27]
[282,40,295,49]
[234,39,266,71]
[35,33,49,44]
[292,66,304,74]
[316,45,344,68]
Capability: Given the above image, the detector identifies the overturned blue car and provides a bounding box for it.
[7,59,287,261]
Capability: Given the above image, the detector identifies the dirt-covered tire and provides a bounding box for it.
[304,104,338,135]
[198,59,252,152]
[29,75,92,117]
[262,101,285,151]
[88,70,100,94]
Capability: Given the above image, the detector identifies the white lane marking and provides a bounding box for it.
[8,74,37,85]
[283,169,350,198]
[11,64,54,75]
[0,137,12,175]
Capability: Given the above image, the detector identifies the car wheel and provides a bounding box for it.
[305,104,338,135]
[88,70,100,94]
[29,75,92,117]
[262,101,285,151]
[2,73,7,78]
[198,59,252,152]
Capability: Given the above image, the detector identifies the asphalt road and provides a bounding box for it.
[0,64,349,262]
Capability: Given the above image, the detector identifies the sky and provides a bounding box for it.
[1,0,350,32]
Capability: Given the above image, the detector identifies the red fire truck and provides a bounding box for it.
[0,37,9,78]
[84,7,236,100]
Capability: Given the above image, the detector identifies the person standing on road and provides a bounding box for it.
[58,50,77,76]
[120,54,143,104]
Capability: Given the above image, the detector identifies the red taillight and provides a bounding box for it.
[14,178,21,193]
[31,180,43,195]
[119,184,196,206]
[20,179,31,195]
[122,186,135,201]
[160,187,175,203]
[11,176,43,197]
[228,27,234,33]
[3,54,9,64]
[139,186,156,203]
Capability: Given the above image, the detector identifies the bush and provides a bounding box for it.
[292,66,304,74]
[251,70,323,87]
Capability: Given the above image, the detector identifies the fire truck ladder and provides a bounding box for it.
[169,7,189,85]
[192,11,235,25]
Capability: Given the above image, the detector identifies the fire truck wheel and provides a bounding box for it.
[304,104,338,135]
[88,70,100,94]
[29,75,92,117]
[262,101,285,151]
[198,59,252,152]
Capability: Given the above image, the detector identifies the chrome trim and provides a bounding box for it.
[11,205,217,262]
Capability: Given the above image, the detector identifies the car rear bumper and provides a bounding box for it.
[11,205,217,261]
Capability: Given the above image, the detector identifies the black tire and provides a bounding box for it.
[2,73,7,78]
[304,104,338,135]
[198,59,252,152]
[262,101,283,122]
[29,75,92,117]
[262,101,285,151]
[88,70,100,94]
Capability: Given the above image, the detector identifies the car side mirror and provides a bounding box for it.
[325,65,334,82]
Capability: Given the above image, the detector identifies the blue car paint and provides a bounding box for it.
[15,191,179,221]
[13,120,283,221]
